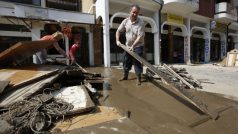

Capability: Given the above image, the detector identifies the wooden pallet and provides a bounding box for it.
[226,49,238,67]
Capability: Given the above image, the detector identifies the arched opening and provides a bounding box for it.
[109,12,157,64]
[191,31,205,63]
[211,33,221,61]
[109,16,125,65]
[227,36,235,52]
[70,26,89,66]
[161,24,184,63]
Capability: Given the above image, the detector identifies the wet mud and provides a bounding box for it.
[86,67,238,134]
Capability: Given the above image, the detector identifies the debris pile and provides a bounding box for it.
[170,66,202,89]
[0,65,103,133]
[0,93,73,133]
[146,64,202,90]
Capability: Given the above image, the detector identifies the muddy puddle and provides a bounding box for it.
[86,67,238,134]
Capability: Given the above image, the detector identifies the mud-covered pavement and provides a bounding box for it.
[85,67,238,134]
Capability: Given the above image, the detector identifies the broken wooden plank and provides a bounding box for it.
[0,81,10,94]
[0,74,59,106]
[0,40,55,65]
[0,65,62,89]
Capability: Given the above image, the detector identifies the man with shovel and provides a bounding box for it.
[115,4,145,86]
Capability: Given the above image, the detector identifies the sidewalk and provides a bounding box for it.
[172,64,238,101]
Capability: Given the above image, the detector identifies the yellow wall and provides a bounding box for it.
[82,0,94,14]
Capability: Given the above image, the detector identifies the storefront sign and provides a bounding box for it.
[221,41,226,58]
[167,13,183,24]
[184,36,189,63]
[210,20,216,30]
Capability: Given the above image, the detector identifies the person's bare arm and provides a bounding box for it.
[116,30,121,46]
[69,46,76,64]
[129,36,143,51]
[53,42,68,58]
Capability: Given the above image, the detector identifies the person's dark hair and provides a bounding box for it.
[130,4,140,11]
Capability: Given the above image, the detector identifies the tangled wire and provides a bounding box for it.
[0,92,74,134]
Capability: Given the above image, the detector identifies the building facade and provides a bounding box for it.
[95,0,163,67]
[1,0,238,67]
[0,0,95,65]
[96,0,238,66]
[160,0,238,64]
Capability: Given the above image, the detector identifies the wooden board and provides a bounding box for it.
[227,49,238,67]
[0,65,60,87]
[235,54,238,67]
[52,106,122,132]
[227,53,234,66]
[0,74,59,106]
[0,81,10,94]
[0,40,55,65]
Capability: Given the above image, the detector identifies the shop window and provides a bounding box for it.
[211,34,221,61]
[44,24,61,35]
[145,23,151,28]
[109,29,125,64]
[227,36,234,52]
[163,25,169,30]
[215,0,230,4]
[191,37,205,63]
[70,26,89,66]
[144,32,154,63]
[109,16,124,24]
[173,36,184,63]
[173,28,182,32]
[46,0,81,12]
[193,31,203,35]
[0,24,30,32]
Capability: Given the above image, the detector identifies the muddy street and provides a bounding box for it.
[86,67,238,134]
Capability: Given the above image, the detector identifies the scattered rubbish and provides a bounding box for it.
[52,85,95,115]
[0,93,74,133]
